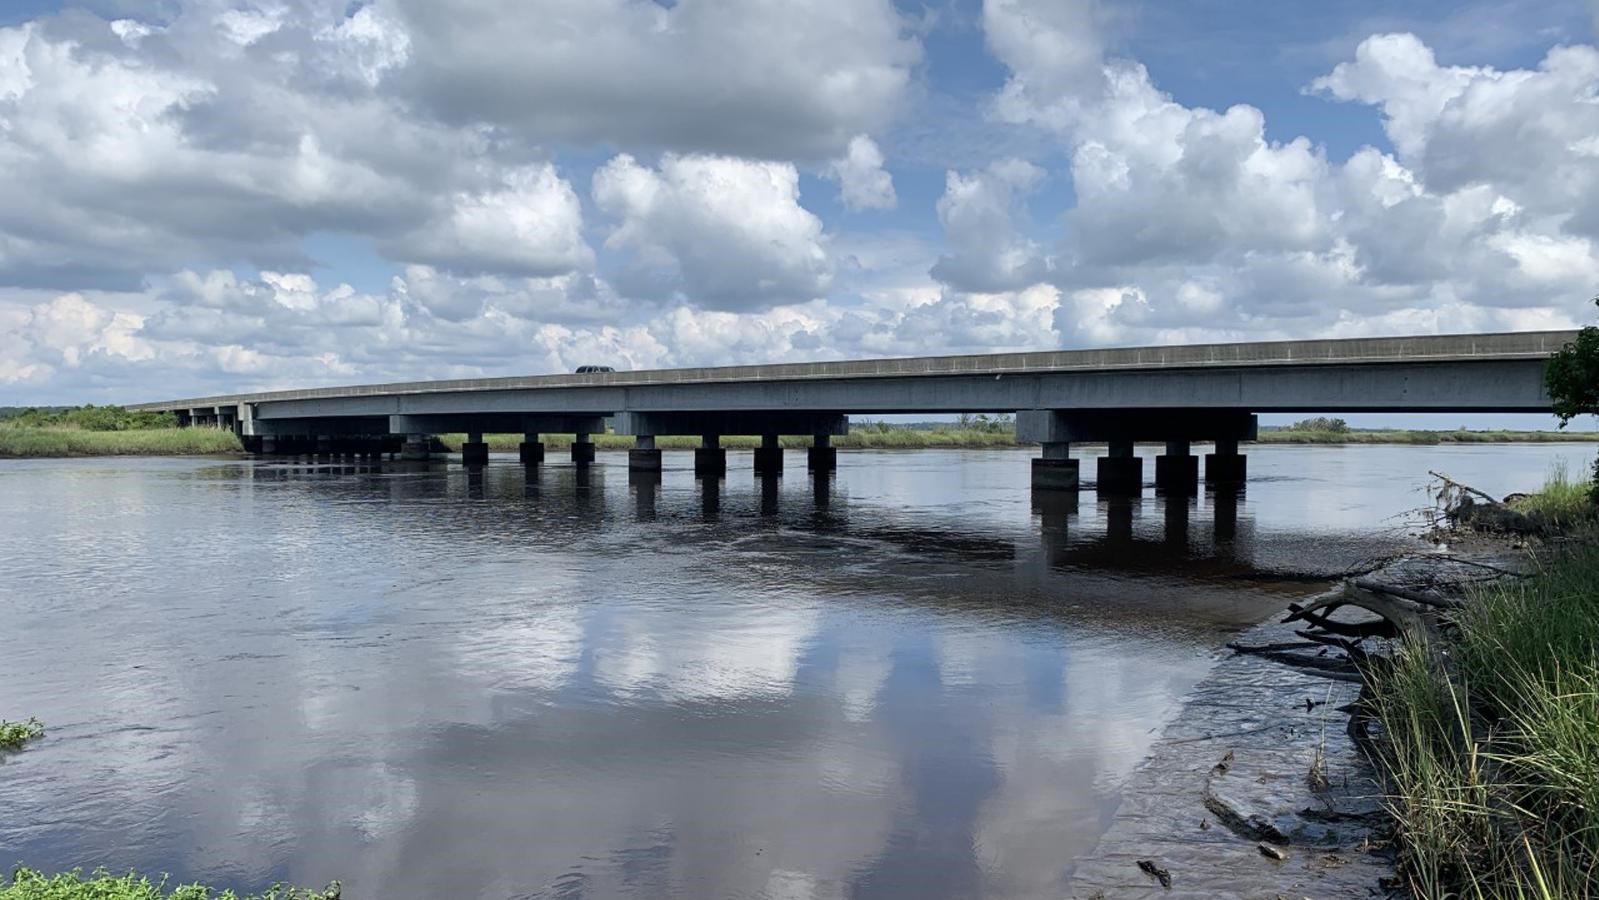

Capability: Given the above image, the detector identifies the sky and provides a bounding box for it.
[2,0,1599,413]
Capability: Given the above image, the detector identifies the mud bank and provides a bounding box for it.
[1068,610,1392,899]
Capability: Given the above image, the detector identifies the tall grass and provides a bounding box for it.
[0,425,243,458]
[1260,429,1599,445]
[1370,544,1599,898]
[0,868,338,900]
[1509,462,1598,530]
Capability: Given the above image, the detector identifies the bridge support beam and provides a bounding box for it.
[807,433,837,471]
[695,434,726,477]
[1206,437,1247,487]
[629,435,662,471]
[520,433,544,465]
[572,431,595,467]
[1097,440,1143,495]
[1156,439,1198,494]
[1031,441,1080,492]
[401,434,439,461]
[754,433,783,474]
[462,430,489,465]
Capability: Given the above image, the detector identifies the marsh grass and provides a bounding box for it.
[0,426,243,458]
[0,869,338,900]
[1509,462,1599,529]
[0,718,43,750]
[1370,544,1599,898]
[1258,429,1599,445]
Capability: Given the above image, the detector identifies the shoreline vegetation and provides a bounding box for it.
[1365,469,1598,899]
[3,409,1598,458]
[0,868,340,900]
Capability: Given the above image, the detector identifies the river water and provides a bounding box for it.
[0,444,1591,899]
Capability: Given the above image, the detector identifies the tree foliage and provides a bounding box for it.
[0,405,177,431]
[1545,297,1599,503]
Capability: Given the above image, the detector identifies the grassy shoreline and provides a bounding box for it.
[0,868,339,899]
[1370,469,1598,898]
[0,425,244,458]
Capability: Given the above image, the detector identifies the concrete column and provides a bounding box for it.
[401,434,435,461]
[754,432,783,474]
[631,469,661,519]
[1032,441,1080,491]
[572,431,596,467]
[520,432,545,465]
[1097,439,1143,494]
[462,429,489,465]
[315,435,333,458]
[259,436,277,455]
[1155,439,1199,494]
[694,433,727,477]
[1205,436,1247,486]
[807,432,837,471]
[629,434,663,471]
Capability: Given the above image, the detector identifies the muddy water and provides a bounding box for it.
[0,444,1589,899]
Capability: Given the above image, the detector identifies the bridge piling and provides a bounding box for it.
[1205,438,1247,487]
[694,433,726,477]
[629,434,663,471]
[807,433,837,471]
[520,432,544,465]
[572,431,595,467]
[1097,440,1143,494]
[1031,441,1080,492]
[754,433,783,474]
[1156,440,1199,493]
[462,430,489,465]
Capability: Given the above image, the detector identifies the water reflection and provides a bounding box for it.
[1,445,1590,899]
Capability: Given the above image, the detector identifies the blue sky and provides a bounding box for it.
[1,0,1597,426]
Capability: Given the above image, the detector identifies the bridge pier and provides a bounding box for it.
[695,433,726,477]
[629,435,662,471]
[1156,440,1198,493]
[401,434,441,461]
[572,431,595,467]
[462,430,489,465]
[1206,438,1247,487]
[754,433,783,474]
[520,433,544,465]
[807,433,837,471]
[1097,440,1143,495]
[1031,441,1080,492]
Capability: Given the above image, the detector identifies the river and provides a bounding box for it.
[0,444,1590,899]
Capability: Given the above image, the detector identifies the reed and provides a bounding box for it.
[0,868,339,900]
[0,425,243,458]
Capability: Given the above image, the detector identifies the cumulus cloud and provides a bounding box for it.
[930,159,1049,293]
[827,135,898,211]
[592,153,833,310]
[382,0,920,160]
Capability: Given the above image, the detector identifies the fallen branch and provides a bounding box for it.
[1352,578,1466,610]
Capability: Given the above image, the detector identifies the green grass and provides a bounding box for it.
[1509,462,1599,530]
[0,426,243,458]
[0,869,338,900]
[0,718,44,751]
[1369,543,1599,899]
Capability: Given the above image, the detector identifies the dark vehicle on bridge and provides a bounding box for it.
[574,365,615,374]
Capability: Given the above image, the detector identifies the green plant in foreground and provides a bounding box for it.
[0,718,44,751]
[0,869,339,900]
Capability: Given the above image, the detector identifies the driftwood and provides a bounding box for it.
[1203,751,1291,844]
[1226,642,1364,682]
[1351,578,1465,610]
[1429,470,1545,535]
[1285,581,1437,645]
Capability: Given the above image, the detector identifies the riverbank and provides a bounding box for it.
[0,425,244,457]
[1257,428,1599,445]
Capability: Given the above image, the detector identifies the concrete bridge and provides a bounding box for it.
[130,330,1574,493]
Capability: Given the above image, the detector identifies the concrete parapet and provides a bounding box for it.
[1097,456,1144,494]
[519,441,545,464]
[1032,458,1080,491]
[629,448,663,471]
[1155,454,1199,493]
[694,447,727,476]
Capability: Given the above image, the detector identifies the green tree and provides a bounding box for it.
[1546,296,1599,502]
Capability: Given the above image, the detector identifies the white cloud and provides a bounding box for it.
[381,0,920,160]
[930,159,1048,293]
[593,153,833,310]
[827,135,897,211]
